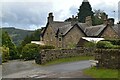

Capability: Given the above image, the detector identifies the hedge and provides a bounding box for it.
[21,43,40,60]
[96,41,120,49]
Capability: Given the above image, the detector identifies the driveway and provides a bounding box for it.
[2,60,94,78]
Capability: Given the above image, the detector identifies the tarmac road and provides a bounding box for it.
[2,60,94,78]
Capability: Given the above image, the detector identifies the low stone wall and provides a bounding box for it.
[95,49,120,69]
[35,48,93,64]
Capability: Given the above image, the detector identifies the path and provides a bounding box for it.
[2,60,94,79]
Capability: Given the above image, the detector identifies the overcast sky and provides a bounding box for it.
[0,0,119,30]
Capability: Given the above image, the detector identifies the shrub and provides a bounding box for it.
[84,42,96,48]
[21,43,40,60]
[105,39,120,45]
[113,45,120,49]
[39,45,55,49]
[1,46,9,62]
[96,41,114,49]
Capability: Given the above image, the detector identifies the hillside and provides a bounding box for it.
[1,27,34,46]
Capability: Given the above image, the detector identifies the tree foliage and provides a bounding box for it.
[2,31,18,60]
[77,1,94,23]
[1,27,34,46]
[0,46,9,62]
[92,9,108,25]
[21,43,40,60]
[21,29,41,47]
[17,29,41,56]
[77,1,107,26]
[96,41,114,49]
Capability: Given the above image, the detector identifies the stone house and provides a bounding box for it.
[41,13,120,48]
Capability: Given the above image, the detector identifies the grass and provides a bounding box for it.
[42,56,94,66]
[83,67,119,78]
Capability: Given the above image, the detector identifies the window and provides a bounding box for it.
[59,37,62,41]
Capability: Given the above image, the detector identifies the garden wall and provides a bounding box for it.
[95,49,120,69]
[35,48,94,64]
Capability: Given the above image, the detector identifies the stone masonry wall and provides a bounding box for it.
[35,48,93,64]
[95,49,120,69]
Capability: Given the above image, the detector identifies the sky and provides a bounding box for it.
[0,0,119,30]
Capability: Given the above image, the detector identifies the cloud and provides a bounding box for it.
[0,0,119,30]
[92,2,118,23]
[69,6,78,15]
[118,1,120,21]
[1,2,53,30]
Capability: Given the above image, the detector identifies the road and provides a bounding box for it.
[2,60,94,78]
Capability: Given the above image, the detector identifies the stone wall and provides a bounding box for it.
[95,49,120,69]
[35,48,93,64]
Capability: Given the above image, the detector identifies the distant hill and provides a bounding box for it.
[1,27,34,46]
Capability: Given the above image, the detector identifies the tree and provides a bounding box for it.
[92,9,108,25]
[18,29,41,56]
[0,46,9,62]
[21,29,41,47]
[2,31,18,59]
[21,43,40,60]
[31,29,41,41]
[77,0,94,23]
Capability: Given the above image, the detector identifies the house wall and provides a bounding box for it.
[101,26,120,39]
[62,26,85,48]
[43,24,57,47]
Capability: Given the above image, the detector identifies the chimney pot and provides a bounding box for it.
[107,18,114,26]
[48,12,54,23]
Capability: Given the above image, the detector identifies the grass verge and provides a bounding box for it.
[42,56,94,66]
[83,67,118,78]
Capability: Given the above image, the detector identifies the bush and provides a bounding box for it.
[21,43,40,60]
[1,46,9,62]
[113,45,120,49]
[84,42,96,48]
[39,45,55,49]
[105,39,120,45]
[96,41,114,49]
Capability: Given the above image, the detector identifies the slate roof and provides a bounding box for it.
[43,20,120,37]
[50,21,71,34]
[58,24,73,35]
[76,23,106,37]
[84,25,106,36]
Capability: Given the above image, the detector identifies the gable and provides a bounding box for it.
[63,25,86,47]
[101,25,119,39]
[67,25,85,36]
[63,24,87,37]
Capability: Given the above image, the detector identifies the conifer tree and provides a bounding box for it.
[78,0,93,23]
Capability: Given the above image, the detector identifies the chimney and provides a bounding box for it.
[48,12,54,23]
[102,13,108,25]
[71,15,78,26]
[107,18,114,26]
[85,16,92,26]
